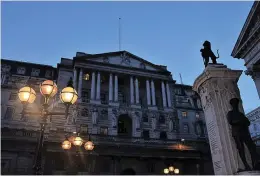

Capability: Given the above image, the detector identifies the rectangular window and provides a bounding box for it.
[80,125,88,134]
[9,93,17,101]
[160,131,167,140]
[159,114,165,124]
[142,130,150,139]
[82,91,90,103]
[5,107,14,119]
[100,127,108,135]
[31,68,40,77]
[182,111,187,118]
[183,123,189,133]
[142,113,148,122]
[100,109,108,120]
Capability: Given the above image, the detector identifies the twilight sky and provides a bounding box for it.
[2,1,259,112]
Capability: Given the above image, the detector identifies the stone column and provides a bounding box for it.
[73,68,78,90]
[130,76,134,104]
[109,73,113,101]
[193,64,249,175]
[96,72,101,100]
[250,71,260,98]
[161,81,167,107]
[114,75,118,102]
[91,72,96,100]
[151,79,156,106]
[166,82,172,107]
[146,79,151,106]
[78,68,83,101]
[135,77,139,104]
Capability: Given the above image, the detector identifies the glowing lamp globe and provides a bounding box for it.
[84,141,94,151]
[73,136,83,146]
[62,140,71,150]
[18,86,36,104]
[60,87,78,105]
[174,168,179,174]
[40,80,58,97]
[169,166,174,172]
[164,168,169,174]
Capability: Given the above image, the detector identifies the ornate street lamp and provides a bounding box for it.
[18,77,78,175]
[62,133,94,151]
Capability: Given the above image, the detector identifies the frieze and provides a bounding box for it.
[120,52,131,66]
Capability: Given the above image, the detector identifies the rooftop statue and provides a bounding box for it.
[200,41,219,67]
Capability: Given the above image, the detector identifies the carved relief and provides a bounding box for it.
[1,64,11,73]
[139,62,146,69]
[103,56,110,63]
[120,52,131,66]
[17,67,26,75]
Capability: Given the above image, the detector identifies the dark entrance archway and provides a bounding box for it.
[118,114,132,137]
[120,168,136,175]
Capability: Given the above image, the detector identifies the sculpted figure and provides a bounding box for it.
[200,40,219,67]
[168,118,173,132]
[227,98,259,171]
[151,114,157,131]
[112,109,117,128]
[92,107,98,125]
[135,112,140,129]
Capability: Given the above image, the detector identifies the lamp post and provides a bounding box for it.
[18,78,78,175]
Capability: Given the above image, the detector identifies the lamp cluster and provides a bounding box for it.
[164,166,179,175]
[62,134,94,151]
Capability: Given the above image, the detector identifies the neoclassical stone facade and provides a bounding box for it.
[1,51,213,175]
[232,1,260,98]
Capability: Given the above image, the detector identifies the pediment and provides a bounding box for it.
[232,1,260,58]
[82,51,168,72]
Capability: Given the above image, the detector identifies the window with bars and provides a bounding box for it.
[5,107,14,119]
[183,123,190,133]
[9,93,17,101]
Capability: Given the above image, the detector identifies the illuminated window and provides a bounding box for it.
[84,73,90,81]
[182,111,187,118]
[100,127,108,135]
[196,113,200,119]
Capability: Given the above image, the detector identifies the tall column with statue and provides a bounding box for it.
[193,41,260,175]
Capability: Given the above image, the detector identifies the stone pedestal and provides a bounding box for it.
[193,64,252,175]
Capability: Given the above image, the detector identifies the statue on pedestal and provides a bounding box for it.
[168,118,173,132]
[135,112,140,129]
[200,41,219,67]
[151,114,157,131]
[227,98,259,171]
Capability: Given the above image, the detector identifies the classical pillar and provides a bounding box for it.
[161,81,167,107]
[78,68,83,100]
[135,77,139,104]
[193,64,248,175]
[151,79,156,106]
[96,72,101,100]
[114,75,118,102]
[251,71,260,98]
[73,68,78,90]
[146,79,151,106]
[109,73,113,101]
[130,76,134,104]
[91,72,96,100]
[166,82,172,107]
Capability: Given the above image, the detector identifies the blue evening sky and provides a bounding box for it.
[2,1,259,112]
